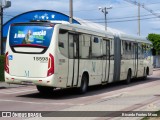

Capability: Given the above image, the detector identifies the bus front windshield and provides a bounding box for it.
[9,24,54,53]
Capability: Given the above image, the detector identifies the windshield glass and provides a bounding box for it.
[9,24,54,48]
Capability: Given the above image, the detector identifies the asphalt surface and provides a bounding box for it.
[0,70,160,120]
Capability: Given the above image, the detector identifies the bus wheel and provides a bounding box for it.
[125,70,131,85]
[78,75,88,94]
[143,68,147,80]
[143,68,148,80]
[36,86,53,94]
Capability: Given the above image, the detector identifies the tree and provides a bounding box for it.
[148,33,160,55]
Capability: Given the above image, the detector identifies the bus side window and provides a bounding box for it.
[121,40,123,56]
[132,42,134,59]
[103,39,110,60]
[91,37,102,59]
[122,40,127,59]
[142,43,145,59]
[79,34,91,59]
[128,42,132,59]
[129,42,131,51]
[59,30,68,57]
[138,43,142,59]
[102,40,107,59]
[125,42,130,60]
[69,34,74,59]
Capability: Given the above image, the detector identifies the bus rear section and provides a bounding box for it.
[5,22,55,88]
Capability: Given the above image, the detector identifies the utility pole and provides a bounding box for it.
[99,6,112,31]
[0,0,2,55]
[138,0,140,36]
[0,6,3,55]
[0,0,11,55]
[69,0,73,24]
[104,7,107,31]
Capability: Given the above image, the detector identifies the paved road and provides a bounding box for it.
[0,71,160,120]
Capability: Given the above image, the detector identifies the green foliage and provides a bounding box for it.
[148,33,160,53]
[0,56,5,82]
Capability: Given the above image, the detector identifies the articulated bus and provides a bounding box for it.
[5,21,153,94]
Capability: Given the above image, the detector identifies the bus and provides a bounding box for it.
[5,21,153,94]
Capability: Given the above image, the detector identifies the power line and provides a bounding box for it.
[124,0,160,18]
[3,12,159,24]
[2,1,160,14]
[2,1,160,25]
[109,16,158,23]
[79,16,158,24]
[82,13,155,21]
[123,0,160,36]
[145,1,160,5]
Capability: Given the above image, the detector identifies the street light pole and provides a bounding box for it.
[0,0,11,55]
[99,6,112,31]
[0,7,3,55]
[0,0,2,55]
[138,0,140,36]
[104,7,107,31]
[69,0,73,24]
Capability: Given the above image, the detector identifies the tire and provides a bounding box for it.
[36,86,53,94]
[143,68,147,80]
[143,68,148,80]
[78,75,88,94]
[125,70,131,84]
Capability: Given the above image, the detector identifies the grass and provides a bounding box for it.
[0,55,5,82]
[141,111,160,120]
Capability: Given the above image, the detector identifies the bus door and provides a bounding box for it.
[133,43,138,77]
[67,33,79,87]
[102,39,110,83]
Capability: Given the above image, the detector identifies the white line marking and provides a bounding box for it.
[101,92,128,99]
[0,99,81,106]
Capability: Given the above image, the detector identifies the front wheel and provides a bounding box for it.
[143,67,149,80]
[143,68,147,80]
[125,70,131,85]
[36,86,54,94]
[78,75,88,94]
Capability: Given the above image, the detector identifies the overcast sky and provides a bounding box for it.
[3,0,160,36]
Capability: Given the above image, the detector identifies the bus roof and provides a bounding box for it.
[11,21,151,44]
[120,34,151,44]
[57,23,151,44]
[57,23,114,39]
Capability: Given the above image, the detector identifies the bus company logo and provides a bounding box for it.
[2,112,11,117]
[34,14,55,20]
[25,71,30,77]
